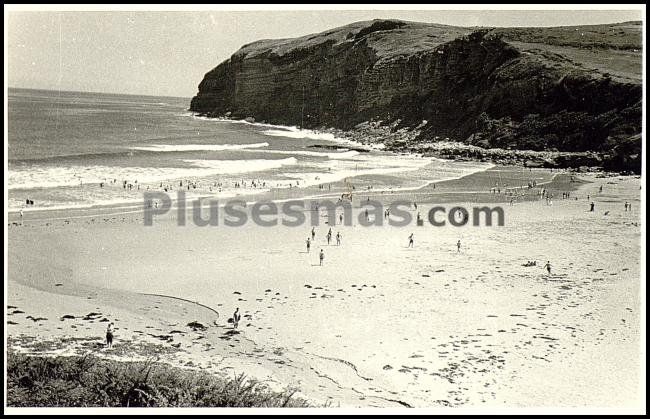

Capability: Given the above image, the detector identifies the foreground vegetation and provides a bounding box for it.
[7,352,311,407]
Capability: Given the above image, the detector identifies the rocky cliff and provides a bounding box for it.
[190,19,643,173]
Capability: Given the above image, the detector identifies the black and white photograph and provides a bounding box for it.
[4,4,646,413]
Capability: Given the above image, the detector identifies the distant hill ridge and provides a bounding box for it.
[190,19,642,173]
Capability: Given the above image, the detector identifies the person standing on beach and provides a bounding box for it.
[319,249,325,266]
[306,238,311,253]
[590,202,595,212]
[326,231,332,245]
[19,209,23,225]
[311,227,316,241]
[408,233,414,248]
[457,240,461,253]
[543,261,552,275]
[106,323,114,348]
[233,308,241,329]
[336,232,341,246]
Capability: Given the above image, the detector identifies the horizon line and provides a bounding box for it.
[7,86,193,100]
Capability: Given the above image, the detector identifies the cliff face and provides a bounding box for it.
[190,19,643,172]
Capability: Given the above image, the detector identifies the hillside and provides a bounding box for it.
[190,19,643,173]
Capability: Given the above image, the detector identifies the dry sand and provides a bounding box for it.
[6,167,644,408]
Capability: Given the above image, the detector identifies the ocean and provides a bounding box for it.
[7,88,490,211]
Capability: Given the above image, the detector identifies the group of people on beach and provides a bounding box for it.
[306,227,342,266]
[68,172,323,204]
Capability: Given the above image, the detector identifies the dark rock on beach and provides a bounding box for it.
[186,321,208,331]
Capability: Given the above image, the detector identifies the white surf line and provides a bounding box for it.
[11,166,555,223]
[8,189,274,222]
[188,112,387,151]
[8,174,491,222]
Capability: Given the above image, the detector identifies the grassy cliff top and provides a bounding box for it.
[233,19,641,82]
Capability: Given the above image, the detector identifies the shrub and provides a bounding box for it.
[7,353,311,407]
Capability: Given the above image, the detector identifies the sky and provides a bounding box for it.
[5,6,645,98]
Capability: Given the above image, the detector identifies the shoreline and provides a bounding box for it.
[7,165,588,229]
[9,159,627,221]
[10,110,632,216]
[7,157,491,217]
[194,115,640,174]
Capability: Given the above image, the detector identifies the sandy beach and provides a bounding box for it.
[6,166,644,408]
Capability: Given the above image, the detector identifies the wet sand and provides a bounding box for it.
[6,167,644,408]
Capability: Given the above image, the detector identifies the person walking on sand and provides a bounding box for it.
[319,249,325,266]
[306,237,311,253]
[106,323,114,348]
[327,231,332,245]
[590,202,595,212]
[408,233,414,248]
[336,232,341,246]
[457,239,461,253]
[233,308,241,329]
[543,261,552,275]
[311,227,316,240]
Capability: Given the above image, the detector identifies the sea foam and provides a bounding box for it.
[8,157,299,190]
[130,142,269,152]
